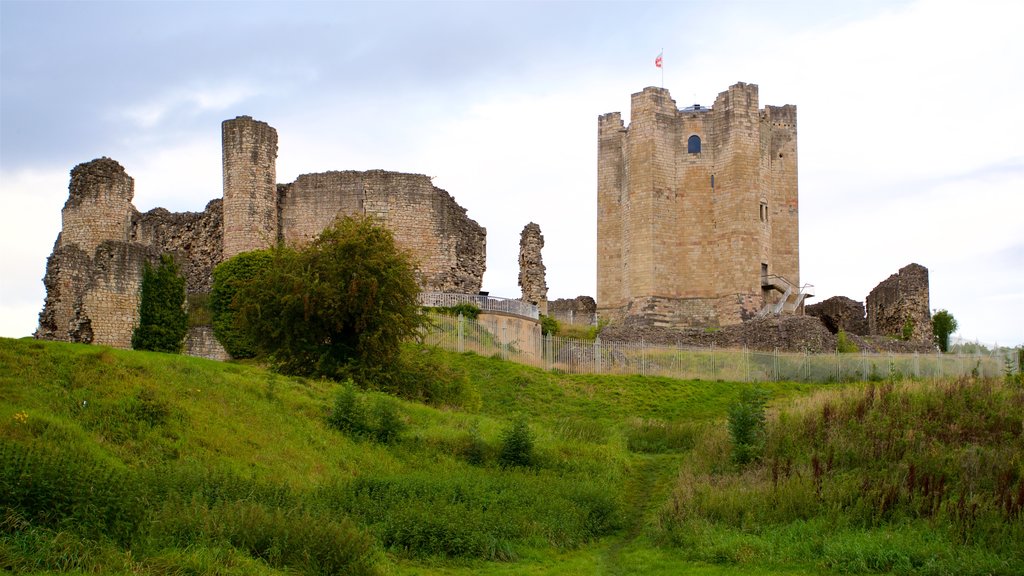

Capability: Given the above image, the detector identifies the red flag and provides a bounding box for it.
[655,51,663,68]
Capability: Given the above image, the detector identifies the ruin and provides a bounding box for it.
[597,83,808,329]
[866,263,931,344]
[36,116,486,354]
[518,222,548,315]
[806,296,869,336]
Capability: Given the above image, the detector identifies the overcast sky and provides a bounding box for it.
[2,0,1022,346]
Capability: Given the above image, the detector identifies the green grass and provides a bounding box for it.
[1,337,1020,575]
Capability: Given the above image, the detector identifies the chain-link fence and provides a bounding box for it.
[422,313,1019,382]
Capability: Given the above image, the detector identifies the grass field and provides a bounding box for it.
[1,337,1021,575]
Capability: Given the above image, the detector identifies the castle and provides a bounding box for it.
[597,83,809,329]
[36,116,486,353]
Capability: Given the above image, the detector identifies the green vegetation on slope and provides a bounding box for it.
[1,337,1021,575]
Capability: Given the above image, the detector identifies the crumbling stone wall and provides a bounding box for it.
[806,296,868,336]
[38,116,488,354]
[518,223,547,314]
[866,263,931,343]
[132,200,223,294]
[279,169,486,293]
[548,296,597,325]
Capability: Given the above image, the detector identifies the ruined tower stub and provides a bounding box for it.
[222,116,278,259]
[61,157,134,253]
[518,222,548,315]
[866,263,931,343]
[597,83,798,328]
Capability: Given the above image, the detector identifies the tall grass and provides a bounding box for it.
[657,377,1024,574]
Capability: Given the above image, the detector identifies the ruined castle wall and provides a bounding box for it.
[132,199,223,294]
[548,296,597,326]
[36,240,94,343]
[866,263,931,343]
[279,170,486,294]
[280,171,366,246]
[61,158,134,253]
[518,222,547,314]
[80,241,158,348]
[222,116,278,259]
[806,296,868,336]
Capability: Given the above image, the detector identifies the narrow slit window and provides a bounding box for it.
[687,134,701,154]
[760,201,768,222]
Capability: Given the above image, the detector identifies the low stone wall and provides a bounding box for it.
[477,312,542,359]
[184,326,231,361]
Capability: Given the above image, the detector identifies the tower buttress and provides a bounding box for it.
[222,116,278,259]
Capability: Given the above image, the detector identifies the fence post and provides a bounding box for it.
[774,347,779,382]
[744,347,750,382]
[457,313,465,353]
[594,336,601,374]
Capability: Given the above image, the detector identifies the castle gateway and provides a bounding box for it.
[597,83,809,329]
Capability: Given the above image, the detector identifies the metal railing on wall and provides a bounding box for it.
[421,312,1019,383]
[419,292,539,320]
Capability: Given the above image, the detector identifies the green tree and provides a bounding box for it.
[234,215,426,381]
[209,250,273,358]
[932,309,958,353]
[132,254,188,353]
[727,387,769,466]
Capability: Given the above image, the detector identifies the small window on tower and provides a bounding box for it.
[760,201,768,222]
[688,135,701,154]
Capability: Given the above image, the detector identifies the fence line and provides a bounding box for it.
[419,292,539,320]
[422,313,1019,383]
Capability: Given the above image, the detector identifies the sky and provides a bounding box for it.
[1,0,1022,347]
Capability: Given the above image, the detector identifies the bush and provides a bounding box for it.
[540,314,559,336]
[727,388,768,466]
[499,416,535,469]
[327,382,370,437]
[132,254,187,353]
[372,398,405,444]
[836,330,859,353]
[209,250,273,359]
[233,216,426,382]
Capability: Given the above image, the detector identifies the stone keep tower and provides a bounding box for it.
[222,116,278,259]
[597,83,801,328]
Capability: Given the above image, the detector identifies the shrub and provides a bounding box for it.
[209,250,273,358]
[499,416,535,469]
[727,388,769,466]
[540,314,559,336]
[836,330,859,354]
[132,254,187,353]
[327,382,370,437]
[372,398,405,444]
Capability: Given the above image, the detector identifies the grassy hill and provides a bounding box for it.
[1,337,1021,575]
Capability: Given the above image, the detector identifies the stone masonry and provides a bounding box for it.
[597,83,799,329]
[37,117,487,354]
[866,263,931,343]
[518,222,547,315]
[806,296,869,336]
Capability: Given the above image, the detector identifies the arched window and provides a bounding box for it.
[687,134,701,154]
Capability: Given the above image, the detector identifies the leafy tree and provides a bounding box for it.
[499,416,535,469]
[932,309,958,353]
[727,387,769,466]
[209,250,273,358]
[132,254,187,353]
[234,215,426,381]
